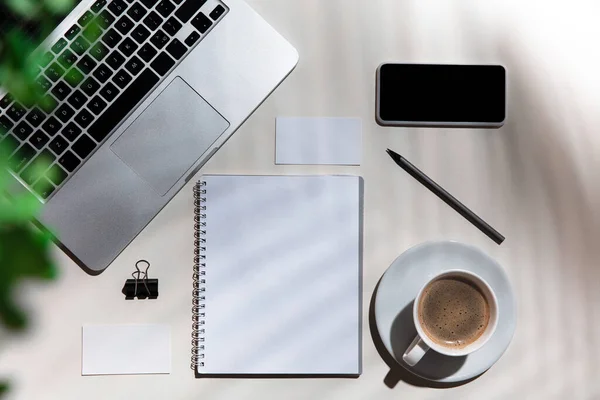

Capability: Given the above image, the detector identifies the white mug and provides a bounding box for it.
[402,269,499,366]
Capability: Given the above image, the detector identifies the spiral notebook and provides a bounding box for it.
[192,175,363,376]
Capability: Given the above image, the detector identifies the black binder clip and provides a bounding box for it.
[122,260,159,300]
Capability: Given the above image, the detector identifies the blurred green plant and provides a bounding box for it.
[1,0,76,396]
[0,146,58,397]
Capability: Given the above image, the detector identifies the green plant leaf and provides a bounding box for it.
[0,226,57,330]
[6,0,41,18]
[44,0,75,14]
[0,194,41,222]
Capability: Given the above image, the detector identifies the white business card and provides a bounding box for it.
[275,117,362,165]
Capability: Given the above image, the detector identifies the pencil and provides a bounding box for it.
[386,149,505,245]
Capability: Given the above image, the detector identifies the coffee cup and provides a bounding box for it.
[402,269,499,366]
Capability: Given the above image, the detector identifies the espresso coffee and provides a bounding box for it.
[418,277,490,348]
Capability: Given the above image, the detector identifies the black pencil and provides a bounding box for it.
[386,149,505,245]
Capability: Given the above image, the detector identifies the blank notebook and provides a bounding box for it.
[191,175,363,376]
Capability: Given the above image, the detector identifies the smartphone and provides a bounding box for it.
[376,63,506,128]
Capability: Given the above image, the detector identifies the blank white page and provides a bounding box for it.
[197,175,362,375]
[82,325,171,375]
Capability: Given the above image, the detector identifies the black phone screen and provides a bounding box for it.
[377,64,506,125]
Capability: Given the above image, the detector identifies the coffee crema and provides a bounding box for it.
[418,277,490,348]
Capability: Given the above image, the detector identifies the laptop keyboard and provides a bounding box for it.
[0,0,228,200]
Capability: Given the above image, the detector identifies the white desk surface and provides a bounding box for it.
[2,0,600,398]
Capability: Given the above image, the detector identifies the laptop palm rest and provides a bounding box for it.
[111,77,230,196]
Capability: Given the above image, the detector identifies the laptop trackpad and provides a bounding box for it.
[111,77,229,196]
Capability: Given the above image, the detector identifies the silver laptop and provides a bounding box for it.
[0,0,298,274]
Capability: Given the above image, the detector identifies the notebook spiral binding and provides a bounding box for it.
[191,181,207,370]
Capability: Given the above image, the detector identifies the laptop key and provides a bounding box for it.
[88,68,159,142]
[116,15,135,35]
[91,0,108,13]
[7,102,27,121]
[45,63,65,82]
[14,121,34,140]
[51,38,68,54]
[102,28,123,48]
[41,116,62,136]
[90,42,109,61]
[100,82,120,102]
[166,39,186,60]
[65,24,81,40]
[162,16,181,36]
[47,164,68,186]
[20,150,54,185]
[191,12,212,34]
[137,43,157,62]
[49,136,69,155]
[127,3,147,21]
[72,134,97,158]
[140,0,159,8]
[0,116,13,135]
[209,5,225,20]
[20,150,55,185]
[83,24,103,42]
[108,0,127,16]
[0,94,13,109]
[150,30,169,49]
[87,96,107,115]
[29,130,50,150]
[0,134,19,156]
[51,81,72,100]
[74,109,94,128]
[113,69,132,88]
[26,108,46,128]
[56,103,76,123]
[71,36,91,56]
[64,68,85,87]
[35,75,53,93]
[156,0,175,18]
[9,143,36,172]
[131,25,151,44]
[175,0,206,23]
[96,10,115,29]
[93,64,113,83]
[81,77,101,96]
[106,50,126,70]
[150,52,174,76]
[143,11,163,31]
[61,122,82,141]
[58,49,78,69]
[39,95,58,114]
[59,150,81,172]
[118,37,138,56]
[77,54,98,74]
[33,177,55,199]
[39,52,54,68]
[125,56,143,75]
[78,11,94,27]
[184,31,200,46]
[67,90,88,110]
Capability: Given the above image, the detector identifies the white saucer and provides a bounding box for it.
[374,241,516,383]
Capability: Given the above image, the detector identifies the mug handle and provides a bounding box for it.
[402,335,430,366]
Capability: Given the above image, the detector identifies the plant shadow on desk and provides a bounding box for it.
[369,280,485,389]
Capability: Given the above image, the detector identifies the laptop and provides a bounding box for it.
[0,0,298,274]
